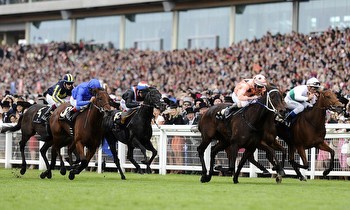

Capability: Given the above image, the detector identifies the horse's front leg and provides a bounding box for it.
[234,148,256,184]
[317,142,335,177]
[288,146,306,181]
[197,140,211,183]
[126,145,143,174]
[39,141,53,178]
[106,137,126,180]
[19,136,29,175]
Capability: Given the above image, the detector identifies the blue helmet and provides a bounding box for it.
[137,81,149,90]
[63,74,74,84]
[88,79,101,89]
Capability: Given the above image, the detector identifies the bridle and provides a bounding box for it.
[256,89,282,114]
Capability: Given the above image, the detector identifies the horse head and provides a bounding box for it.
[316,89,343,113]
[258,85,286,118]
[91,88,112,114]
[143,87,165,111]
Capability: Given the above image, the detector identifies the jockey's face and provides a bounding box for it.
[308,86,318,93]
[64,82,74,90]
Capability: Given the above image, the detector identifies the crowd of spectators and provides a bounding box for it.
[1,27,350,110]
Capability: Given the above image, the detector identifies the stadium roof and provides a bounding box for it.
[0,0,286,24]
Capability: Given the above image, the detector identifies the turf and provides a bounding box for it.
[0,168,349,210]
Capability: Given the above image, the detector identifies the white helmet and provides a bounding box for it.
[306,77,320,88]
[253,74,267,86]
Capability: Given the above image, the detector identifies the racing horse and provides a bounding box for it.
[198,86,286,184]
[0,104,69,178]
[44,87,112,180]
[103,87,164,176]
[276,89,343,181]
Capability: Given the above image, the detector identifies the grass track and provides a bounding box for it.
[0,168,350,210]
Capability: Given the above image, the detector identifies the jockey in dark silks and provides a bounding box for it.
[63,78,102,122]
[120,81,149,111]
[41,73,74,122]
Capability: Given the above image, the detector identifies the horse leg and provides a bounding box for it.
[259,141,285,177]
[317,142,335,177]
[41,147,58,179]
[68,141,86,180]
[143,142,158,174]
[107,138,126,180]
[197,138,211,183]
[209,141,230,180]
[19,135,30,175]
[288,146,306,181]
[39,141,52,179]
[234,148,255,184]
[126,145,143,174]
[270,139,287,168]
[247,155,271,176]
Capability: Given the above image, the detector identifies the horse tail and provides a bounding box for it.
[0,114,23,133]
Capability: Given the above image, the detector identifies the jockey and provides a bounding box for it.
[41,73,74,122]
[120,81,149,111]
[283,77,320,126]
[217,74,267,120]
[63,78,102,122]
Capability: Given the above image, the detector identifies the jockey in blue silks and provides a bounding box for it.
[64,78,102,121]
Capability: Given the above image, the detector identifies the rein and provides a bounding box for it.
[256,89,280,114]
[241,88,281,131]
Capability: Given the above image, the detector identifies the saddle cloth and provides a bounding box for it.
[33,106,50,124]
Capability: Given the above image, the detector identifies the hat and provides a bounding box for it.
[1,101,10,108]
[169,103,178,109]
[17,101,32,109]
[185,107,195,115]
[199,102,208,109]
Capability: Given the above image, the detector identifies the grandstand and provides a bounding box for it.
[1,0,350,50]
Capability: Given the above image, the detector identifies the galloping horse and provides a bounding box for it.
[103,87,164,176]
[198,86,286,184]
[45,88,111,180]
[1,104,61,178]
[276,89,343,181]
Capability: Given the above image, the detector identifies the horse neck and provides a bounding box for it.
[242,103,270,128]
[303,96,327,127]
[138,105,154,124]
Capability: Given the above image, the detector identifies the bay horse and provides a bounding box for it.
[103,87,164,176]
[276,89,343,181]
[45,88,112,180]
[198,86,286,184]
[0,104,67,178]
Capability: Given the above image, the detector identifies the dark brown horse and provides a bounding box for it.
[103,87,164,176]
[276,89,343,181]
[1,104,63,178]
[198,86,286,184]
[44,88,113,180]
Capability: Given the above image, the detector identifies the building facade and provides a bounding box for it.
[1,0,350,50]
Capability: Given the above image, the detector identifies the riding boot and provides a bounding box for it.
[224,103,237,118]
[41,105,54,122]
[284,111,297,127]
[66,107,77,122]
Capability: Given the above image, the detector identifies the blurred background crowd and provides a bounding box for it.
[1,28,350,123]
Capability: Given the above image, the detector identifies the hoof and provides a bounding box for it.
[60,167,67,176]
[121,175,126,180]
[233,179,239,184]
[200,175,211,183]
[278,169,286,177]
[68,171,75,180]
[40,172,46,179]
[299,176,307,181]
[276,175,282,184]
[47,171,52,179]
[20,168,26,175]
[323,170,330,177]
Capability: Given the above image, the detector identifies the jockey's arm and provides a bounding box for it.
[51,85,65,104]
[124,91,140,108]
[294,90,311,102]
[235,85,259,101]
[75,88,90,108]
